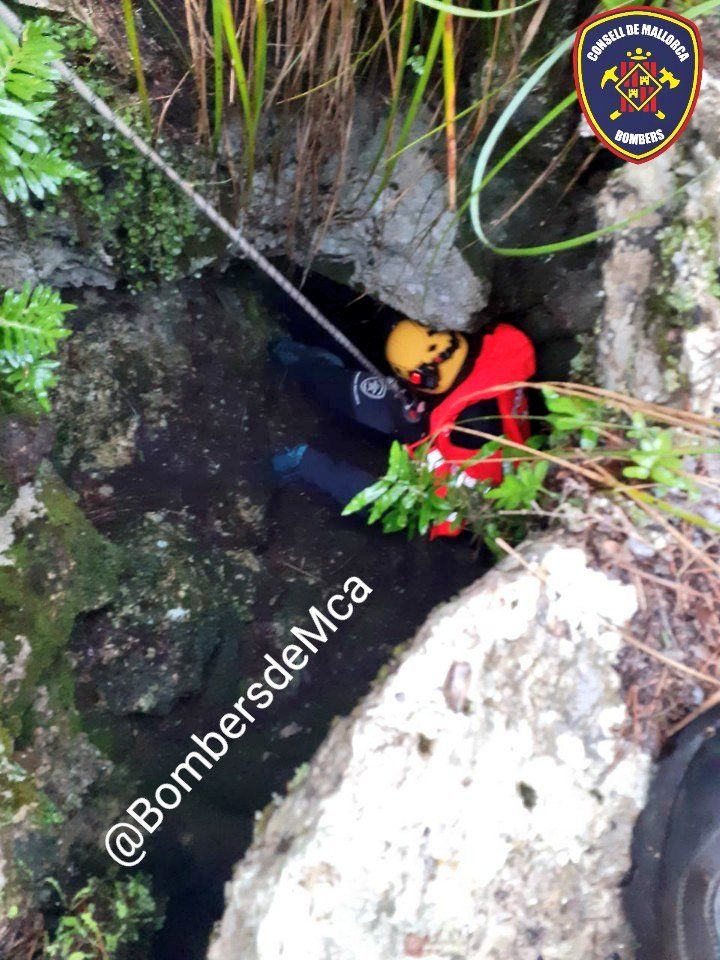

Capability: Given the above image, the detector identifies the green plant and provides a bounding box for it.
[624,414,697,493]
[45,874,160,960]
[543,389,602,450]
[485,460,548,511]
[370,9,446,204]
[344,384,720,550]
[467,0,720,258]
[0,283,72,411]
[213,0,266,185]
[343,440,460,536]
[120,0,151,131]
[0,17,79,203]
[110,0,559,238]
[38,22,210,287]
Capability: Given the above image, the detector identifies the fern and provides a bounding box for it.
[0,19,62,100]
[0,283,73,411]
[0,18,80,203]
[0,19,79,410]
[0,140,76,202]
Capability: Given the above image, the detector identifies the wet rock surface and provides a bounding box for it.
[0,200,116,292]
[0,463,119,920]
[71,515,255,717]
[209,536,650,960]
[53,287,193,473]
[0,417,55,487]
[0,243,485,956]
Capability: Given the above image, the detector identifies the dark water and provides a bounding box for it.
[67,265,483,959]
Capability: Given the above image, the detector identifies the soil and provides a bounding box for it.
[595,502,720,753]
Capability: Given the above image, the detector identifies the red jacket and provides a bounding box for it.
[409,324,536,538]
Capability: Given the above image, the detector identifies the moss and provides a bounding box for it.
[0,463,120,739]
[33,792,65,830]
[286,762,310,793]
[569,333,596,384]
[0,466,121,919]
[648,218,720,335]
[80,514,254,717]
[0,724,35,826]
[637,216,720,397]
[29,22,214,289]
[252,795,280,842]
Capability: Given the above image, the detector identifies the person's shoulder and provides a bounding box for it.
[475,322,534,354]
[474,323,536,378]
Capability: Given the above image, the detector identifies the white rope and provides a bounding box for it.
[0,1,396,387]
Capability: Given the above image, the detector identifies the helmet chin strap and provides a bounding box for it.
[408,332,461,392]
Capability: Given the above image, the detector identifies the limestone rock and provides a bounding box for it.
[595,153,674,401]
[208,536,650,960]
[594,40,720,408]
[53,287,192,473]
[0,463,119,922]
[71,515,255,717]
[0,417,54,487]
[240,99,488,330]
[0,201,116,292]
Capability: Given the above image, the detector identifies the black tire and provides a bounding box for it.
[624,705,720,960]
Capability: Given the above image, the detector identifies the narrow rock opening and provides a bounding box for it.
[60,264,491,959]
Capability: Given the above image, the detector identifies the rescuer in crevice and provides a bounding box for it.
[272,318,536,538]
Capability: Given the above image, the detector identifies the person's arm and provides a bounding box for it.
[274,339,428,440]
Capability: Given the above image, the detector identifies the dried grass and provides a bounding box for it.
[605,521,720,752]
[476,383,720,753]
[137,0,545,237]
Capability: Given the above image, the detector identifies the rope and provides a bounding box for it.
[0,1,397,388]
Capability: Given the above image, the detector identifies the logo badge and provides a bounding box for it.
[573,6,702,163]
[359,375,388,400]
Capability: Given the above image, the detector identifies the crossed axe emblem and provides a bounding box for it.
[600,64,680,121]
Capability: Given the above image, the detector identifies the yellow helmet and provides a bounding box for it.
[385,320,468,395]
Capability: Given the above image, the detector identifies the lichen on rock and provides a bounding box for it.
[52,287,193,474]
[0,462,120,737]
[594,44,720,409]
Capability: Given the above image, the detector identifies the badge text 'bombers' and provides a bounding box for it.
[573,6,703,163]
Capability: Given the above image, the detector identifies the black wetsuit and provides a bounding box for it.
[276,336,502,503]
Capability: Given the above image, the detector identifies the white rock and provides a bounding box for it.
[208,536,650,960]
[0,483,46,567]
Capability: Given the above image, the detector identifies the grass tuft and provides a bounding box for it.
[120,0,152,131]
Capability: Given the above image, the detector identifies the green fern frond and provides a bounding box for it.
[0,17,79,203]
[0,283,73,355]
[0,19,61,102]
[0,147,78,201]
[0,283,73,410]
[0,352,60,412]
